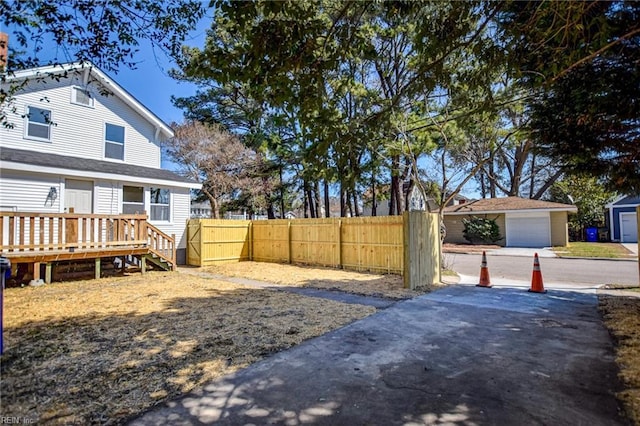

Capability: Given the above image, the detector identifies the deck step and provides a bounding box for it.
[143,253,173,271]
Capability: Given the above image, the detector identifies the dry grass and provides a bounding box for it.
[599,293,640,424]
[199,261,444,299]
[1,270,378,425]
[443,243,501,254]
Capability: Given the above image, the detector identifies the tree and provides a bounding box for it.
[164,121,259,219]
[1,0,204,125]
[175,1,505,217]
[498,1,640,192]
[548,175,617,241]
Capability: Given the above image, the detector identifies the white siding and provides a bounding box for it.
[0,169,61,212]
[95,180,120,215]
[152,188,191,249]
[1,73,163,168]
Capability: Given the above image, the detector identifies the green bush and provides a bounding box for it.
[462,217,502,245]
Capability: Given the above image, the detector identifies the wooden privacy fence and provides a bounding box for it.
[187,212,441,288]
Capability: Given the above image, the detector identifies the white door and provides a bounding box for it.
[620,212,638,243]
[506,213,551,247]
[65,179,93,214]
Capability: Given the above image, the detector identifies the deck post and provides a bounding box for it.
[140,256,146,275]
[33,262,41,281]
[95,258,101,280]
[45,263,52,284]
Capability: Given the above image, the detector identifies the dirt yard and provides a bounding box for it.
[599,291,640,425]
[197,261,443,299]
[0,263,428,425]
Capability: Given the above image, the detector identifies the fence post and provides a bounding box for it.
[404,211,441,289]
[248,221,253,261]
[336,219,342,268]
[287,221,292,264]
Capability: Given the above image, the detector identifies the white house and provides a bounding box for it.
[0,62,200,264]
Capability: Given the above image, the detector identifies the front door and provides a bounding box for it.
[65,179,93,213]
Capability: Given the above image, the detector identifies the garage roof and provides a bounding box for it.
[443,196,577,215]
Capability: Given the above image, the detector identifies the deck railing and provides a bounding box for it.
[0,212,149,253]
[146,224,177,271]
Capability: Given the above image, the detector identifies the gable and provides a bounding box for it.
[4,62,173,139]
[612,195,640,206]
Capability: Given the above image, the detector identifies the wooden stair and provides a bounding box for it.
[143,252,172,271]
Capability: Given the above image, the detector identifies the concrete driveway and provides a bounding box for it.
[129,286,627,425]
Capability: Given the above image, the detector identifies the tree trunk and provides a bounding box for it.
[314,181,322,218]
[352,190,360,217]
[267,204,275,219]
[390,156,398,215]
[371,173,377,216]
[279,166,286,219]
[324,179,330,218]
[340,183,346,217]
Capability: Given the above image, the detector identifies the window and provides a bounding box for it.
[150,188,170,221]
[26,106,52,140]
[72,87,94,107]
[105,123,125,160]
[122,186,144,214]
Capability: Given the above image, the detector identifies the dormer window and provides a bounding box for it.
[25,106,52,141]
[72,87,94,107]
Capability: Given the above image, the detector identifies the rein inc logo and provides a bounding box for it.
[0,417,35,424]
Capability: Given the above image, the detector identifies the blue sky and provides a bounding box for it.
[104,17,211,127]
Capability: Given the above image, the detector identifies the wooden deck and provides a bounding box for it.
[0,212,176,283]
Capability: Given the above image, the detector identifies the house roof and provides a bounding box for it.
[605,195,640,208]
[4,61,173,139]
[0,147,200,189]
[443,196,577,214]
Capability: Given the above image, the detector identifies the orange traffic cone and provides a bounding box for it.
[477,251,492,288]
[528,253,546,293]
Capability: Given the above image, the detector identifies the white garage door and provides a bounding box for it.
[506,214,551,248]
[620,212,638,243]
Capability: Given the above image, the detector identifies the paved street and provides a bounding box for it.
[447,253,639,287]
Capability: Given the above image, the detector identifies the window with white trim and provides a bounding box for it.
[72,87,94,107]
[26,106,52,140]
[105,123,125,160]
[122,186,144,214]
[150,187,170,221]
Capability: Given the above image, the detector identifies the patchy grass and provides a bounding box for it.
[554,242,636,259]
[1,270,378,425]
[599,293,640,424]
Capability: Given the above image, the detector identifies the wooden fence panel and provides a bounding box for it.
[289,218,340,267]
[188,219,251,266]
[340,216,404,274]
[252,220,290,263]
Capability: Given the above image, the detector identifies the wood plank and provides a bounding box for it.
[39,217,44,251]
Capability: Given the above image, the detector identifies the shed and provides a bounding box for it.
[443,197,577,247]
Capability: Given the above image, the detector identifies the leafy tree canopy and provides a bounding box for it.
[499,1,640,192]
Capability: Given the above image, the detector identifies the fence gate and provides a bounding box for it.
[187,219,202,266]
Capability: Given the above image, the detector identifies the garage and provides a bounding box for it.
[443,197,576,247]
[620,212,638,243]
[506,213,551,248]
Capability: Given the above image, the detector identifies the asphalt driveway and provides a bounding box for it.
[129,285,628,425]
